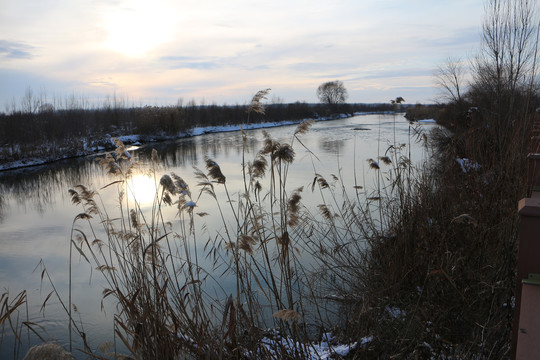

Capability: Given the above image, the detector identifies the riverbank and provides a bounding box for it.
[0,111,395,172]
[340,105,538,357]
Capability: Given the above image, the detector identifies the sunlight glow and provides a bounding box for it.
[103,1,175,56]
[128,174,157,205]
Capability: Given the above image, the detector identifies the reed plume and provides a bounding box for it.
[272,143,295,163]
[250,154,268,179]
[312,174,329,191]
[205,157,226,184]
[379,156,392,165]
[171,173,191,198]
[317,204,334,221]
[247,88,271,115]
[261,130,280,155]
[368,158,380,170]
[272,309,300,322]
[159,174,176,195]
[287,187,303,227]
[238,234,257,254]
[294,119,314,135]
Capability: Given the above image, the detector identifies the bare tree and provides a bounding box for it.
[435,57,467,103]
[316,80,348,111]
[473,0,539,100]
[21,87,39,114]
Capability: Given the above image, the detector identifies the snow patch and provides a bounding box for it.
[189,120,304,137]
[386,305,406,319]
[115,135,141,143]
[456,158,481,173]
[256,330,360,359]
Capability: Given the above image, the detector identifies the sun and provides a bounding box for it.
[103,1,174,56]
[127,174,157,205]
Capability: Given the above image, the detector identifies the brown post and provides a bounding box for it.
[513,193,540,358]
[527,154,540,196]
[515,275,540,359]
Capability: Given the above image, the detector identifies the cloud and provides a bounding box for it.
[422,27,481,50]
[351,69,434,81]
[160,56,222,70]
[0,40,35,59]
[87,80,118,87]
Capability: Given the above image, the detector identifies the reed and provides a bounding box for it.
[0,290,30,359]
[49,90,359,359]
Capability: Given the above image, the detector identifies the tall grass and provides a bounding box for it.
[0,90,404,359]
[59,91,372,359]
[294,110,536,359]
[0,291,30,359]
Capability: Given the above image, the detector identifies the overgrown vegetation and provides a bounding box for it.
[1,88,415,359]
[332,0,540,357]
[24,93,376,359]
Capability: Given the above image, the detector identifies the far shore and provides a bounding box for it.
[2,112,400,173]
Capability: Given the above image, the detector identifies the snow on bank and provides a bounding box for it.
[255,330,362,359]
[0,112,405,172]
[189,120,302,137]
[386,305,407,320]
[456,158,481,173]
[177,329,367,359]
[0,149,91,172]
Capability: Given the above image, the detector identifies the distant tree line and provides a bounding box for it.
[0,100,397,149]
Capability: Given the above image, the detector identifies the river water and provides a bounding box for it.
[0,114,435,358]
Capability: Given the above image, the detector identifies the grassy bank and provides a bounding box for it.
[335,111,537,358]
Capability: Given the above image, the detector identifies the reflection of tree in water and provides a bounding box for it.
[319,138,345,154]
[199,132,260,159]
[0,134,262,221]
[0,157,104,220]
[141,138,199,168]
[137,133,260,169]
[0,193,5,222]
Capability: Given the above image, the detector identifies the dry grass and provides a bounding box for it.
[23,342,74,360]
[305,99,536,358]
[40,96,339,358]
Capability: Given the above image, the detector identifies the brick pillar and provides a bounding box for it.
[527,154,540,196]
[515,275,540,359]
[513,193,540,359]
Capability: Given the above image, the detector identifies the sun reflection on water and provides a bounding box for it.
[127,174,157,205]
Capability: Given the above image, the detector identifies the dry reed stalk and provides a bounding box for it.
[23,342,75,360]
[247,88,271,116]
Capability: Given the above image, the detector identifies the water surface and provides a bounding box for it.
[0,114,435,358]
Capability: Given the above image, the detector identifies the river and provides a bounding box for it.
[0,114,435,358]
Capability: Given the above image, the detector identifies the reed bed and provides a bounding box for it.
[54,91,373,359]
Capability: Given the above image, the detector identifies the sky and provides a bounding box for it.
[0,0,485,110]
